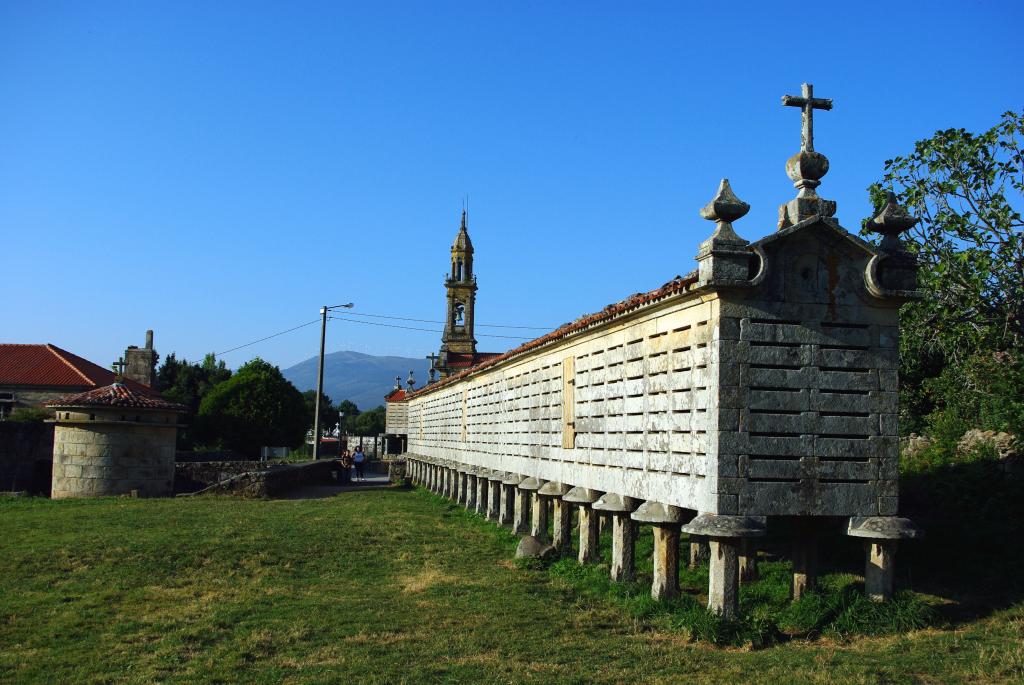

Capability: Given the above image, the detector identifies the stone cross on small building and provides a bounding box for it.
[782,82,832,153]
[111,357,126,379]
[778,82,837,229]
[425,353,440,383]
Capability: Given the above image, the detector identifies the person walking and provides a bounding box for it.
[353,445,366,482]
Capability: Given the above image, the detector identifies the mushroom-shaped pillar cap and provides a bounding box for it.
[847,516,923,540]
[518,477,545,491]
[537,481,571,497]
[562,486,602,504]
[486,470,505,481]
[592,493,640,513]
[631,501,686,525]
[501,472,525,486]
[681,513,767,539]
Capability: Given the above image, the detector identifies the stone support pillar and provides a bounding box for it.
[689,534,710,569]
[475,475,488,515]
[487,473,503,522]
[739,538,759,583]
[564,487,602,564]
[682,514,767,619]
[632,501,686,600]
[513,481,532,534]
[464,470,477,511]
[593,494,640,582]
[847,517,922,602]
[538,482,572,555]
[517,477,546,541]
[791,524,818,600]
[499,474,521,527]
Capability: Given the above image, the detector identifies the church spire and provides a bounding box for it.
[438,209,479,377]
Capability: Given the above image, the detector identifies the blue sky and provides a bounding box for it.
[2,1,1021,371]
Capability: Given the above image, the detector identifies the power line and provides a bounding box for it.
[216,319,321,356]
[342,311,552,330]
[215,309,545,358]
[327,315,536,339]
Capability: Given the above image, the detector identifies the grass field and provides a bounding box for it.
[1,487,1022,684]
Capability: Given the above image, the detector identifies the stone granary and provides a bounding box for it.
[47,382,185,498]
[387,84,923,617]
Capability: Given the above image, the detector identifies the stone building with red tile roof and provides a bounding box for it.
[0,336,159,419]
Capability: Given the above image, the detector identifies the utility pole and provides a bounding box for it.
[313,302,354,460]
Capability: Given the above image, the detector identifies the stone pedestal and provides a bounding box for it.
[632,501,686,600]
[594,493,639,582]
[500,474,521,527]
[475,475,488,515]
[518,477,547,541]
[464,470,477,511]
[847,516,922,602]
[539,482,572,555]
[564,487,602,564]
[739,538,759,583]
[791,525,818,600]
[689,535,710,569]
[486,473,503,521]
[513,484,532,534]
[454,470,466,505]
[682,514,766,619]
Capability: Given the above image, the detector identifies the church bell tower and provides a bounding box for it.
[438,210,478,376]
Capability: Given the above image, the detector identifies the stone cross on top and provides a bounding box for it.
[782,83,832,153]
[111,357,126,376]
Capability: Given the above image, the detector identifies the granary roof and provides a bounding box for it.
[752,215,878,257]
[446,352,502,369]
[46,383,186,412]
[0,343,158,395]
[402,270,700,400]
[385,388,406,402]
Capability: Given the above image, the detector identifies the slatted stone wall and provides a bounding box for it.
[392,219,903,519]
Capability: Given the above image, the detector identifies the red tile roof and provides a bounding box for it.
[385,388,406,402]
[0,343,159,396]
[46,383,185,412]
[403,271,700,400]
[446,352,503,368]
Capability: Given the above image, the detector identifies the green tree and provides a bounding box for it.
[196,358,308,457]
[301,389,338,435]
[866,110,1024,436]
[351,405,385,436]
[156,352,233,449]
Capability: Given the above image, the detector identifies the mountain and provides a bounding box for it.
[281,351,431,411]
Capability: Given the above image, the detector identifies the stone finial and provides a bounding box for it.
[696,179,754,287]
[778,83,837,229]
[699,178,750,247]
[406,370,415,392]
[863,191,921,299]
[866,191,919,256]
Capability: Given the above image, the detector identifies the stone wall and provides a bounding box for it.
[52,423,177,498]
[174,460,289,493]
[196,460,340,497]
[0,421,53,493]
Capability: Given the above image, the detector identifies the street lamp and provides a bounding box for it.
[314,302,354,460]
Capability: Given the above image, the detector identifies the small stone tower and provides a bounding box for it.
[124,330,158,388]
[438,211,478,377]
[47,383,185,498]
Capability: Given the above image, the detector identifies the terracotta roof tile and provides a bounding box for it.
[404,271,699,400]
[0,343,158,396]
[46,383,185,411]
